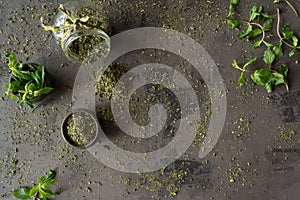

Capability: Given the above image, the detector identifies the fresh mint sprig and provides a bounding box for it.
[227,1,299,93]
[232,59,289,93]
[13,170,57,200]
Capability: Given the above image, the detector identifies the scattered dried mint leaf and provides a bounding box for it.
[67,35,106,61]
[96,63,129,99]
[66,112,97,147]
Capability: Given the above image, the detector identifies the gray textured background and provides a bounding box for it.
[0,0,299,199]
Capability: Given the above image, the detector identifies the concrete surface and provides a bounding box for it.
[0,0,299,199]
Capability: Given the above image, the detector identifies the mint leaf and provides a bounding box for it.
[38,65,45,86]
[238,25,253,39]
[11,69,33,81]
[259,12,272,21]
[27,83,37,92]
[253,40,262,48]
[249,6,262,21]
[264,82,273,93]
[273,42,283,60]
[39,187,56,198]
[34,87,54,97]
[5,80,22,92]
[232,59,241,70]
[227,19,240,29]
[228,0,240,17]
[292,35,298,47]
[243,57,257,69]
[238,72,245,87]
[29,186,40,197]
[263,40,273,47]
[13,188,32,199]
[251,68,273,85]
[251,68,275,93]
[279,64,288,77]
[272,72,285,86]
[263,19,273,31]
[7,93,18,100]
[8,54,17,69]
[38,170,56,186]
[281,25,294,40]
[263,47,276,65]
[230,0,239,4]
[288,48,296,57]
[79,16,89,22]
[248,28,262,40]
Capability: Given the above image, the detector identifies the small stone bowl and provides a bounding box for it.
[61,109,99,148]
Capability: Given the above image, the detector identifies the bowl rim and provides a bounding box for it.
[61,108,99,148]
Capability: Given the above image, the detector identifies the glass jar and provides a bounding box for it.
[53,1,111,63]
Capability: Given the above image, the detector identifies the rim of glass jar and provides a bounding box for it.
[62,28,110,63]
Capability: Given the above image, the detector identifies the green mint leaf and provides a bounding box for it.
[28,83,37,92]
[26,64,36,72]
[43,26,60,32]
[38,170,56,187]
[292,35,298,47]
[281,25,294,40]
[39,187,56,198]
[15,62,24,71]
[230,0,239,4]
[232,59,241,70]
[263,47,275,65]
[253,40,262,48]
[37,65,45,86]
[251,68,273,85]
[259,12,272,21]
[8,54,17,69]
[238,72,245,87]
[228,0,240,17]
[20,100,34,109]
[13,188,32,199]
[249,5,262,21]
[5,80,22,92]
[227,19,240,29]
[289,47,296,57]
[263,19,273,31]
[263,40,273,47]
[7,93,18,100]
[272,72,285,86]
[238,25,253,39]
[11,69,33,81]
[273,42,283,60]
[33,71,42,89]
[264,82,273,93]
[34,87,54,97]
[79,16,89,22]
[243,57,257,69]
[248,28,262,40]
[24,82,31,93]
[29,186,40,197]
[228,4,235,17]
[279,64,288,78]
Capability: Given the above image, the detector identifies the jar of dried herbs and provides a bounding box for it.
[43,1,111,63]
